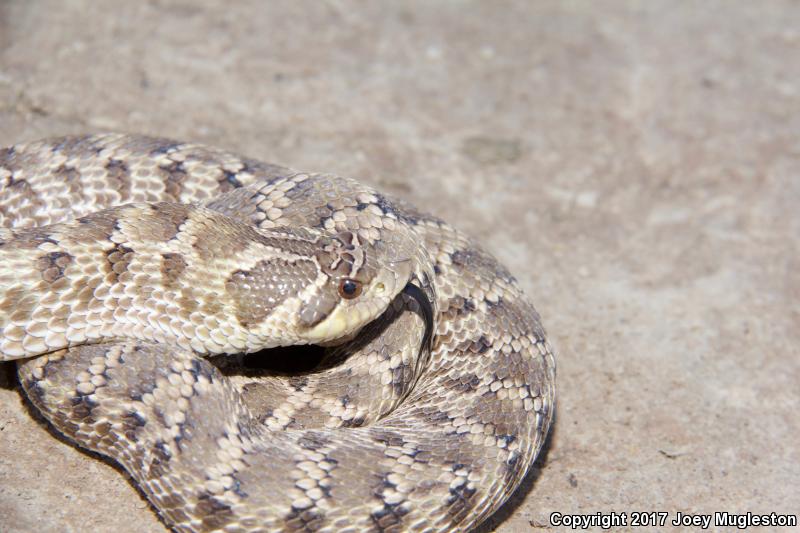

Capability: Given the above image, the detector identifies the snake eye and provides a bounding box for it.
[338,278,362,299]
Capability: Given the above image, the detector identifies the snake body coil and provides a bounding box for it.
[0,134,555,532]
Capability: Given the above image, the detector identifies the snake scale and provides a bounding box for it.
[0,134,555,532]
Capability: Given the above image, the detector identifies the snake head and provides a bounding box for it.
[224,224,423,351]
[297,230,414,343]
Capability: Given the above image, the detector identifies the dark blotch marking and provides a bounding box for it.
[68,393,98,427]
[51,135,103,157]
[420,408,452,424]
[160,160,188,200]
[159,492,188,517]
[223,170,243,188]
[445,464,479,521]
[74,209,120,243]
[340,414,367,428]
[282,177,317,203]
[193,491,235,530]
[188,358,214,381]
[288,376,308,391]
[443,373,482,393]
[216,158,288,193]
[105,243,134,283]
[21,378,46,407]
[148,142,183,156]
[369,471,411,531]
[390,362,412,397]
[7,177,32,191]
[161,252,188,288]
[147,440,172,479]
[372,193,426,225]
[230,477,248,498]
[221,161,250,190]
[104,159,131,200]
[504,451,522,485]
[446,482,478,520]
[370,506,410,531]
[484,296,504,310]
[121,410,146,442]
[451,248,516,284]
[144,202,191,241]
[127,379,156,404]
[459,335,492,356]
[443,296,479,321]
[507,452,520,469]
[369,430,406,448]
[53,164,80,184]
[281,507,327,532]
[35,251,73,283]
[256,410,275,425]
[499,434,516,447]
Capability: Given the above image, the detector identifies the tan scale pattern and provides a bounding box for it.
[1,134,556,532]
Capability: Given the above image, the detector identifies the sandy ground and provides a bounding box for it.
[1,2,798,532]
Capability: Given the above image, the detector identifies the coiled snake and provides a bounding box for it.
[0,134,555,532]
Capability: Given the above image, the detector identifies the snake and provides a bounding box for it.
[0,134,556,532]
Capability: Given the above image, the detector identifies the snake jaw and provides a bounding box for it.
[301,298,377,343]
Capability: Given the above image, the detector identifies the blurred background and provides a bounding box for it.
[1,2,798,531]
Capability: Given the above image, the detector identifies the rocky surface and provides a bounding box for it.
[1,1,798,531]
